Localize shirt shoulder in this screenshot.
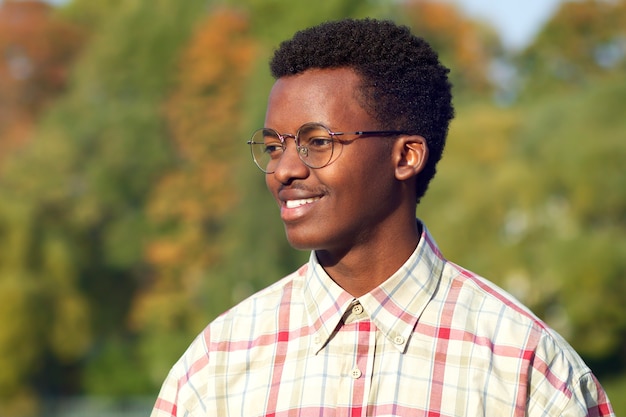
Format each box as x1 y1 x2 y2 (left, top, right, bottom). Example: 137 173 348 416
154 264 308 416
439 260 581 356
212 263 307 330
182 261 307 362
435 261 614 416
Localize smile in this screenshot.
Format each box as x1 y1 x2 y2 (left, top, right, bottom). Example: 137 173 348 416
285 197 321 209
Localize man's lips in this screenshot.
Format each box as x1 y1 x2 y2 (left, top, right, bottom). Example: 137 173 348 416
278 187 324 207
284 197 321 209
277 189 324 221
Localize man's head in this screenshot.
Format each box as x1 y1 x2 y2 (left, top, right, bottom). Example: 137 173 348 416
270 18 454 202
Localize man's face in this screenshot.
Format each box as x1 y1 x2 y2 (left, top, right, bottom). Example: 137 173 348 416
264 68 405 254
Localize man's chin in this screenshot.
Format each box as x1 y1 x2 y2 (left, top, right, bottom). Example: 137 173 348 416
284 230 321 252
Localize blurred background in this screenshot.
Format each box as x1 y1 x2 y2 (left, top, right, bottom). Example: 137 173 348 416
0 0 624 415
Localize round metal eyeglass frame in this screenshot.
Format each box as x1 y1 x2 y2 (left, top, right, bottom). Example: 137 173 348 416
247 122 410 174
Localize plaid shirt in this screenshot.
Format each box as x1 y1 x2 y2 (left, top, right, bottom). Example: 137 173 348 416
151 224 614 417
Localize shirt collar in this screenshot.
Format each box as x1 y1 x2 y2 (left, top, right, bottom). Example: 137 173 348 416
302 222 446 353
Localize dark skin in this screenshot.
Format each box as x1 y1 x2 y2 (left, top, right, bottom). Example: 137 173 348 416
264 68 429 297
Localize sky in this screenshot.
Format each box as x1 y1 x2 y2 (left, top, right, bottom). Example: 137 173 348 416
451 0 567 50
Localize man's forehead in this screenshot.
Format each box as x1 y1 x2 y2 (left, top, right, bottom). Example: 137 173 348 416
265 70 372 132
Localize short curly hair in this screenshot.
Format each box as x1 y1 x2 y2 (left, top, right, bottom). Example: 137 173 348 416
270 18 454 203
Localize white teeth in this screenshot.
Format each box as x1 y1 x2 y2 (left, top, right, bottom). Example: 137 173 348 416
285 197 320 209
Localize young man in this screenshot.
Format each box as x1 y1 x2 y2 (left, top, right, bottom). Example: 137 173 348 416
151 19 614 416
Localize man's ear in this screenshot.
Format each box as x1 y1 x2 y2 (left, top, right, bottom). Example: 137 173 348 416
393 135 429 181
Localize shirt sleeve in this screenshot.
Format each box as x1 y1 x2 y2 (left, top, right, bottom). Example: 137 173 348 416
150 367 182 417
523 326 615 417
560 372 615 417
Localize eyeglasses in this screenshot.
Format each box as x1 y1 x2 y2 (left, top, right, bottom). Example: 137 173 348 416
247 122 409 173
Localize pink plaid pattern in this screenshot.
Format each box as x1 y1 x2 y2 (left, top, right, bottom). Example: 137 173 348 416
151 225 614 417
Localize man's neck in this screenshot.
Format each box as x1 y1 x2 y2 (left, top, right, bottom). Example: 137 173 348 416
315 221 421 297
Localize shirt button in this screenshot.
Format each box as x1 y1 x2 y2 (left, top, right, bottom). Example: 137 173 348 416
350 368 362 379
352 303 364 315
313 335 321 344
393 335 405 345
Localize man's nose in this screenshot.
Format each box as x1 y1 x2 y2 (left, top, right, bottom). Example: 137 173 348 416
271 138 309 183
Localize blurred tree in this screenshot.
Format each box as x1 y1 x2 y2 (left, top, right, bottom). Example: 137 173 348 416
513 77 626 365
400 0 501 96
0 0 84 167
222 0 385 44
517 0 626 98
60 0 124 29
419 75 626 375
131 7 259 384
0 0 209 411
504 0 626 369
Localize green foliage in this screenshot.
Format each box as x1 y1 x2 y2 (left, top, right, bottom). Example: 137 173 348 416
221 0 384 44
0 0 209 410
603 373 626 417
83 337 154 396
130 9 262 384
516 0 626 99
398 1 501 95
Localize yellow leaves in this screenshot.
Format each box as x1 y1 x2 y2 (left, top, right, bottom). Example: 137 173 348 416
146 240 183 268
49 293 92 362
150 7 257 227
149 163 238 222
445 103 522 166
0 269 87 415
37 233 92 362
0 277 42 391
181 9 255 91
166 9 257 158
0 201 92 414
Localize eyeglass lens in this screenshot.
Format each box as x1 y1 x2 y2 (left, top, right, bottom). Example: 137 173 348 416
249 123 335 172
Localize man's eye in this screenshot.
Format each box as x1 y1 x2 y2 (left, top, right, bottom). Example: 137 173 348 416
264 143 284 155
307 137 334 149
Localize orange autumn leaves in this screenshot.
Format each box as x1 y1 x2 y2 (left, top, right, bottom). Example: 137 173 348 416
0 0 84 166
404 0 497 92
135 10 257 330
